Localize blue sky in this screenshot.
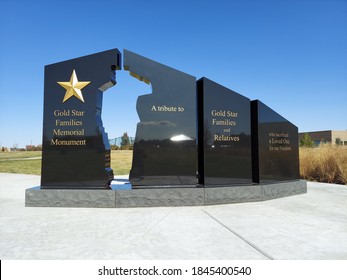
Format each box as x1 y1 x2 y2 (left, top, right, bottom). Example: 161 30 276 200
0 0 346 148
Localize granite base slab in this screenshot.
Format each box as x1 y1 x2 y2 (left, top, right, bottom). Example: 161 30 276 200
25 187 116 208
25 180 307 208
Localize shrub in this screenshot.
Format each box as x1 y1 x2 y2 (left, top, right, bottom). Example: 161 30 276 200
300 133 314 147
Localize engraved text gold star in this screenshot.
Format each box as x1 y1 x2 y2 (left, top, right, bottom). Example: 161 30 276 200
57 69 91 103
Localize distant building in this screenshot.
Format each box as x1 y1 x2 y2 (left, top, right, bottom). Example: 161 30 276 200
26 144 42 151
109 136 135 147
299 130 347 146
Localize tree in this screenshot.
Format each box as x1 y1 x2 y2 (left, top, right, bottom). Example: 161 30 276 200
335 137 342 145
120 132 130 147
300 133 314 147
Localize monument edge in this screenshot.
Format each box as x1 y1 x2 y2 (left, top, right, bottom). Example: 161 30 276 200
25 181 307 208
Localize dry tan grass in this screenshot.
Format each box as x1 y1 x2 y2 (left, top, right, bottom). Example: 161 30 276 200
300 145 347 185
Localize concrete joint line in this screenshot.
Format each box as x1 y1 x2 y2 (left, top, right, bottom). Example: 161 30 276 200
201 209 274 260
119 210 173 255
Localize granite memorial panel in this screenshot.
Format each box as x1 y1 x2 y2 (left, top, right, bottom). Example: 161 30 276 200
124 50 197 187
41 49 121 189
251 100 300 183
197 78 252 186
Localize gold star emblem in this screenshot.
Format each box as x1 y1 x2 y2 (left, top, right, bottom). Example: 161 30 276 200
57 69 91 103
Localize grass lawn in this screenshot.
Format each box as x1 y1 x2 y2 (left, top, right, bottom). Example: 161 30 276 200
0 158 42 175
0 151 42 160
111 150 133 175
0 150 133 176
0 151 42 175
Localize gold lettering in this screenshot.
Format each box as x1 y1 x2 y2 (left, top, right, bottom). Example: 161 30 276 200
150 105 185 112
54 109 70 116
214 134 240 141
268 131 291 151
51 139 86 146
158 105 177 112
211 110 239 117
71 110 85 116
226 111 238 117
212 119 236 126
55 119 83 126
53 129 85 136
211 110 225 117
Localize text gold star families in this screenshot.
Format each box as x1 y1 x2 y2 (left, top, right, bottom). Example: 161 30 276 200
57 69 91 103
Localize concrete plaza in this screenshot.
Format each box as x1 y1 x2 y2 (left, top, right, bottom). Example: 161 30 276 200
0 173 346 260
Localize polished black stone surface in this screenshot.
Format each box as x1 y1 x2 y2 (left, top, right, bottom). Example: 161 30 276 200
41 49 121 189
197 78 252 186
251 100 300 183
124 50 197 186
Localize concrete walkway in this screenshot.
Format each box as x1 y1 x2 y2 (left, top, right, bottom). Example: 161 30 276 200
0 173 346 260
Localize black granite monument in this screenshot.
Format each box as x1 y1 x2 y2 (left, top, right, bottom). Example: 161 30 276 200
41 49 121 189
251 100 300 183
123 50 197 187
197 78 252 186
26 48 306 208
